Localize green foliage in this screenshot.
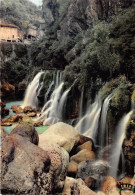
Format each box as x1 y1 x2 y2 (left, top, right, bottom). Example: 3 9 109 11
0 0 43 31
110 7 135 82
1 43 12 57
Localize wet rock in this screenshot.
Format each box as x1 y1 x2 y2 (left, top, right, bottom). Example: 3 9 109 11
63 176 97 195
67 160 78 176
77 141 93 152
100 145 111 161
102 176 119 195
2 115 23 123
40 143 69 193
24 106 37 113
26 112 37 117
71 149 96 163
1 80 15 99
77 160 110 189
1 122 12 126
11 105 23 113
39 122 80 153
34 121 43 127
0 100 9 117
11 122 39 145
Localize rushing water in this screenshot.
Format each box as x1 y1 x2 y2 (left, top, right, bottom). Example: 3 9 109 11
100 92 114 147
22 71 44 108
75 92 102 140
109 110 133 178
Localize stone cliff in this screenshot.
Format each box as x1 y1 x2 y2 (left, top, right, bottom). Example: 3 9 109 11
42 0 134 39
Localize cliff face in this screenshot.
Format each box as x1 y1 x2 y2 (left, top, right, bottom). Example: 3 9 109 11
42 0 134 39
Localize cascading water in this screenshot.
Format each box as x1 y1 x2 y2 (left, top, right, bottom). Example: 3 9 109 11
44 81 54 103
58 87 71 120
41 82 64 124
100 91 115 147
76 92 102 140
79 87 84 119
109 110 133 178
22 71 44 108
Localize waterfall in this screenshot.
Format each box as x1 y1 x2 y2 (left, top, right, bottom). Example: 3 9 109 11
22 71 44 108
44 81 54 102
109 110 133 178
42 82 64 125
100 92 114 147
58 87 71 120
79 87 84 119
76 92 102 139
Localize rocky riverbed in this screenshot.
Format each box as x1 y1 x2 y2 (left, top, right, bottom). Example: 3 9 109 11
1 102 135 194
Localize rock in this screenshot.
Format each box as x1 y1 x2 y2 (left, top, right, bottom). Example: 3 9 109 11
0 100 9 117
100 145 111 161
77 160 110 189
102 176 119 195
71 149 96 163
1 124 69 194
1 133 51 194
0 80 15 98
42 0 133 41
1 121 12 126
39 143 69 193
119 176 133 184
84 177 97 190
3 115 23 123
1 127 7 137
39 122 80 152
11 105 23 113
34 120 43 127
63 176 97 195
67 160 78 176
123 118 135 175
77 141 93 152
24 106 36 113
79 134 94 145
26 112 37 117
11 122 39 145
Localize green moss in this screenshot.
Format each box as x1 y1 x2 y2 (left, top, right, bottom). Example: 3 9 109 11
126 110 135 138
111 83 130 114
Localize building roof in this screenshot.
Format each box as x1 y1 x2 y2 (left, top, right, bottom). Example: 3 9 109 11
0 21 18 28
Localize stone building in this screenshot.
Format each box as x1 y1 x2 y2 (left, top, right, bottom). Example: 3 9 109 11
0 21 23 42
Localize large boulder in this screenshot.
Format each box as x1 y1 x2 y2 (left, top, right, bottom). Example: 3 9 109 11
1 134 51 194
1 123 69 194
40 143 69 193
39 122 80 152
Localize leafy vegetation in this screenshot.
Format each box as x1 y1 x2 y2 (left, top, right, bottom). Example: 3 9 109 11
0 0 43 30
